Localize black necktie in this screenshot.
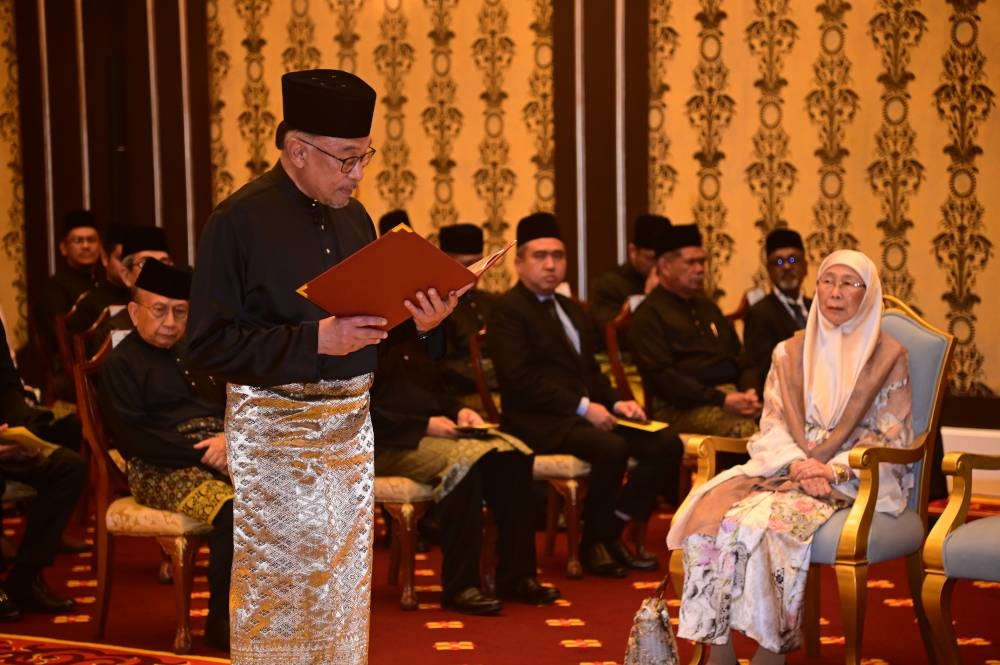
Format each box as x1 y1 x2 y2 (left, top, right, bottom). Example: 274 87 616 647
543 298 576 353
792 303 807 329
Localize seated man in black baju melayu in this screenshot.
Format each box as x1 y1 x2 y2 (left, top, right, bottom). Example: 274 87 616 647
372 321 560 615
98 259 232 650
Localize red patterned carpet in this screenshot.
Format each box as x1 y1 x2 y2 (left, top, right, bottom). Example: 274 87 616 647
2 508 999 664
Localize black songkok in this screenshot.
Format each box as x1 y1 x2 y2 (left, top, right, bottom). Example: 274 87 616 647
656 223 702 255
516 212 561 247
439 224 484 255
633 214 672 250
134 258 191 301
281 69 376 139
765 228 805 256
379 209 411 236
63 210 97 236
121 226 169 260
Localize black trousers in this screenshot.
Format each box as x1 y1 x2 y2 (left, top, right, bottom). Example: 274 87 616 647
1 446 85 581
436 451 537 600
207 500 234 621
555 422 682 544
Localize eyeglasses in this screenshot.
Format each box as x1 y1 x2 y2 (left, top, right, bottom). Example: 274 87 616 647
770 255 803 268
297 138 376 174
66 235 99 245
136 301 189 321
124 255 174 270
817 276 866 291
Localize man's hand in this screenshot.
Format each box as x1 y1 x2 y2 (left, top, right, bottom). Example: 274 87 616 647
194 434 228 476
406 284 475 335
584 402 617 431
456 408 485 427
0 424 39 462
318 315 388 356
722 390 762 417
613 400 646 422
426 416 459 438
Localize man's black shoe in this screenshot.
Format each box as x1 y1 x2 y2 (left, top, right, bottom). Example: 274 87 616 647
606 539 659 571
581 542 627 578
442 587 503 615
0 589 22 621
6 576 76 613
498 577 561 605
204 614 231 651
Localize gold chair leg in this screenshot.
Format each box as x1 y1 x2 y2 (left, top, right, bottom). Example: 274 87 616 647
802 565 821 656
921 571 958 665
834 561 868 665
907 551 936 662
157 535 201 654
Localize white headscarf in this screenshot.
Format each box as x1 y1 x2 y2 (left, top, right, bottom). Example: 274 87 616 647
802 249 883 430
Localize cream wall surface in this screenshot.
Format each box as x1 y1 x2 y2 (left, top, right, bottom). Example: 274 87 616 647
648 0 998 396
205 0 994 396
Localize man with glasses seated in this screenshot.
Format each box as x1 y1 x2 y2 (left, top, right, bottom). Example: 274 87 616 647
744 228 811 397
628 224 761 438
99 258 232 650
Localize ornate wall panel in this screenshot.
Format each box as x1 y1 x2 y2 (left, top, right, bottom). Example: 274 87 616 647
932 0 995 395
373 1 415 211
208 0 234 205
522 0 554 214
648 0 679 214
0 0 25 343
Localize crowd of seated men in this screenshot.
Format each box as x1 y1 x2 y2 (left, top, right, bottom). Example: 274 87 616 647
1 205 811 644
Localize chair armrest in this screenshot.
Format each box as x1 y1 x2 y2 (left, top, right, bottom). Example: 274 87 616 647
924 451 1000 571
837 435 927 561
684 434 749 491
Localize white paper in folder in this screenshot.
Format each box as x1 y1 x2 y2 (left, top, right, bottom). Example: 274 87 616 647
940 426 1000 496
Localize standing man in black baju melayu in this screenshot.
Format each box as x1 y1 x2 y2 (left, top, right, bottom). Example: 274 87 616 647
186 69 462 665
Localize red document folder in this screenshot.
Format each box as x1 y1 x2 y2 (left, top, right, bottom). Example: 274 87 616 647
297 224 512 330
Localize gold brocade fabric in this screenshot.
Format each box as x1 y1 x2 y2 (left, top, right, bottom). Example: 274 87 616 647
127 458 233 525
226 375 375 665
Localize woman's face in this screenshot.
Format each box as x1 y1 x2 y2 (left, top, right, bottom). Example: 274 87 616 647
817 264 866 327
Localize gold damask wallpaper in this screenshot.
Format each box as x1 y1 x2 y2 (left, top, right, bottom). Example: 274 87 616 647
648 0 998 395
0 0 25 347
207 0 555 292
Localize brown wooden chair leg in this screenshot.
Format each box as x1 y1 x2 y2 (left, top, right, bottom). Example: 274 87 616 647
157 535 202 654
93 526 113 641
549 478 587 579
803 565 821 656
382 501 429 610
480 505 498 596
543 484 559 556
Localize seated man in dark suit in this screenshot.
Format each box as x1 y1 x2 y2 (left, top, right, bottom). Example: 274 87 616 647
372 323 559 615
743 228 811 396
589 213 671 331
628 224 761 438
488 213 682 578
0 325 85 619
98 259 232 650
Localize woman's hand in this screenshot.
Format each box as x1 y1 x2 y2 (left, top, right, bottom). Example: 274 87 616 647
790 458 835 482
800 476 833 498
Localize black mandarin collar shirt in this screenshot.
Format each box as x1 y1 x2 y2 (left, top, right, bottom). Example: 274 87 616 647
186 163 378 387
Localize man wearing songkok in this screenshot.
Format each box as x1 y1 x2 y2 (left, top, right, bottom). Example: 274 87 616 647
488 212 682 578
436 223 500 402
629 223 761 438
590 213 672 330
99 258 232 650
186 69 463 664
69 225 172 340
744 228 811 396
378 208 410 235
371 322 559 615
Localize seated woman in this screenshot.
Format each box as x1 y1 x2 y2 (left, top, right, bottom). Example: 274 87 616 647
666 249 913 664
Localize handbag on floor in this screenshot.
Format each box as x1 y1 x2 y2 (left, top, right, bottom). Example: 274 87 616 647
623 574 679 665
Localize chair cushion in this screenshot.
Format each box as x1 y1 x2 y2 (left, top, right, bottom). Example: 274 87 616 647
105 496 213 537
811 508 923 565
374 476 434 503
943 515 1000 581
533 454 591 479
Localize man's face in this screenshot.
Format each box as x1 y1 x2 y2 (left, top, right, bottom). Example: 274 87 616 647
515 238 567 296
127 289 188 349
766 247 807 297
121 251 173 288
103 244 125 286
627 243 657 277
59 227 101 269
658 246 706 298
289 134 373 208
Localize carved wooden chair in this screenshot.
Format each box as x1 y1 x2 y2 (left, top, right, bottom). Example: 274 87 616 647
373 475 434 610
73 343 212 653
668 295 954 665
922 450 1000 664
